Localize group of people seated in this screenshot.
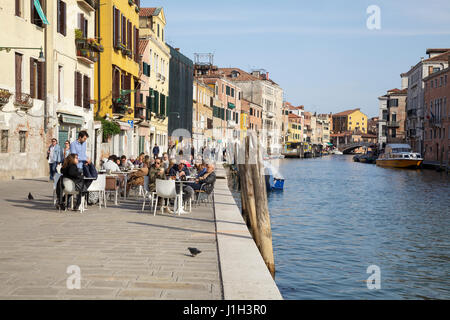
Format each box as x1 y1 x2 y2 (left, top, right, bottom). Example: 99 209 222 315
55 150 217 211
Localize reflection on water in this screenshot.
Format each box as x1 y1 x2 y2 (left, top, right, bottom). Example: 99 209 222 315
267 155 450 300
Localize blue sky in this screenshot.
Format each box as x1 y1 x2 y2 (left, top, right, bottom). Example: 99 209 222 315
141 0 450 117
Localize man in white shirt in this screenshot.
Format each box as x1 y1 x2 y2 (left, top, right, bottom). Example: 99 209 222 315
102 155 120 172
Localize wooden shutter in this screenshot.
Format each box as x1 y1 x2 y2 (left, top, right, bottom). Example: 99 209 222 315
127 20 132 50
122 15 126 45
15 53 22 95
37 61 44 100
83 75 90 108
30 58 36 98
30 0 34 23
135 27 139 62
74 72 82 106
79 13 86 37
57 1 60 33
62 1 66 36
113 7 116 48
15 0 20 16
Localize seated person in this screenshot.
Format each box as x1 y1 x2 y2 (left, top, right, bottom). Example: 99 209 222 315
56 154 90 210
169 161 194 204
195 163 207 178
134 153 145 168
119 155 134 170
126 159 150 197
148 158 166 193
103 155 121 172
192 163 216 193
83 161 98 178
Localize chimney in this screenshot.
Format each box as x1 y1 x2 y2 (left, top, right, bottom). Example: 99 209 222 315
175 48 180 52
266 72 269 80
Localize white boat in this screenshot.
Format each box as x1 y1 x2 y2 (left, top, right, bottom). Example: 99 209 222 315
331 150 343 155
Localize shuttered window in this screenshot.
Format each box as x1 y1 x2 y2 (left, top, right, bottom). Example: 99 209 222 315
30 58 37 98
83 75 90 109
160 94 165 115
112 68 120 99
122 15 126 46
30 0 46 27
74 71 82 106
153 91 159 113
15 53 23 97
79 13 87 38
146 95 151 121
37 60 44 100
15 0 21 17
113 7 119 48
127 20 132 50
57 1 66 36
134 27 139 62
19 131 26 153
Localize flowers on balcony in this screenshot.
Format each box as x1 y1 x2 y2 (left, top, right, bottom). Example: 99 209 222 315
0 88 13 107
14 92 33 109
75 30 102 63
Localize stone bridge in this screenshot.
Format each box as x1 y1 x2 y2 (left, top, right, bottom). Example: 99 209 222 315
338 142 377 154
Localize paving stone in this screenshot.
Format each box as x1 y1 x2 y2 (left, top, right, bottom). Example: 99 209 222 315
0 178 222 300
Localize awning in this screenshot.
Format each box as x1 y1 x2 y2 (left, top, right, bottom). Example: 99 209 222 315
34 0 50 25
60 113 83 125
228 102 235 109
327 142 333 146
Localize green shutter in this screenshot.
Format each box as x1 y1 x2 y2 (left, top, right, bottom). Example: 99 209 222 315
154 91 159 114
165 96 169 116
160 93 165 115
146 96 151 120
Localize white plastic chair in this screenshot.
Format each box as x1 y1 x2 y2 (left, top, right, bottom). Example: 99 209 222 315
141 176 156 212
87 175 106 209
53 173 62 205
153 179 179 216
62 178 85 213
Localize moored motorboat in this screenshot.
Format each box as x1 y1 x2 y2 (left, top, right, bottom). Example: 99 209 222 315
376 144 423 169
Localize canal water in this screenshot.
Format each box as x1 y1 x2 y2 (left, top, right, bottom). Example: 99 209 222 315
266 155 450 299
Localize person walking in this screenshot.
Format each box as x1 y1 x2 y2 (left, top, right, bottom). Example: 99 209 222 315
47 138 63 181
152 143 160 159
63 140 71 159
70 131 90 171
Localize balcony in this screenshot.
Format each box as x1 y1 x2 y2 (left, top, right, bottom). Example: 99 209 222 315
134 104 146 120
14 93 33 109
76 34 103 65
112 97 132 115
387 121 400 128
0 88 13 108
77 0 96 12
156 73 162 81
266 111 274 119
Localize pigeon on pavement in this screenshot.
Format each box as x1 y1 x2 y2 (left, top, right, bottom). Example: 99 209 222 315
188 247 202 257
28 192 34 200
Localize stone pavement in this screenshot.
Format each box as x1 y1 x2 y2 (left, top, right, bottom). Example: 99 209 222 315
0 178 222 300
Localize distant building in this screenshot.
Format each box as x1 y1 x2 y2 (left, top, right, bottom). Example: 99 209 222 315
317 113 332 147
423 59 450 163
378 88 407 148
403 48 450 154
288 113 302 143
332 108 368 134
168 46 194 142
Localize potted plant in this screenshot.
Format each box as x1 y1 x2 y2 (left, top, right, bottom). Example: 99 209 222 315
0 88 12 106
135 6 140 13
128 0 134 6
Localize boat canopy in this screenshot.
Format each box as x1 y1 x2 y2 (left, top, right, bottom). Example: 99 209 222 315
385 144 412 153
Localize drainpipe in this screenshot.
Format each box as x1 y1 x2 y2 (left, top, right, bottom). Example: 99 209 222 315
96 3 101 119
43 0 48 133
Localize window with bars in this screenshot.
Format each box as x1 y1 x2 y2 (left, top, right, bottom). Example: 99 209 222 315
1 130 8 153
19 131 26 153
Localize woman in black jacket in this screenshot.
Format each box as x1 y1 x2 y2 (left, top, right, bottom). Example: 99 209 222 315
57 154 84 210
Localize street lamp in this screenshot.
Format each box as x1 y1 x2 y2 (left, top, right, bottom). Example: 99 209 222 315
0 46 45 62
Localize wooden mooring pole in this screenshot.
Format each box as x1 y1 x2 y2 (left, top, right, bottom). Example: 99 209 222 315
238 134 275 278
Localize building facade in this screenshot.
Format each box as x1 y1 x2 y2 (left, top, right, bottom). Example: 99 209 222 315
193 78 214 153
0 0 50 180
378 88 407 148
95 0 140 158
403 49 450 155
288 113 302 142
138 7 170 157
423 63 450 163
168 46 193 146
332 108 368 134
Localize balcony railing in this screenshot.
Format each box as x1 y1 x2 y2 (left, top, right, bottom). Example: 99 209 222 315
76 36 102 64
112 97 132 115
387 121 400 127
14 92 33 109
77 0 96 12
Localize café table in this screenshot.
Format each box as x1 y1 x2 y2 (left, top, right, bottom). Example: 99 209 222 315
174 177 196 215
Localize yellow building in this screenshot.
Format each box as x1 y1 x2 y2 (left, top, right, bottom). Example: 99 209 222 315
138 7 170 155
332 108 368 133
94 0 140 156
288 114 302 142
193 79 214 152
